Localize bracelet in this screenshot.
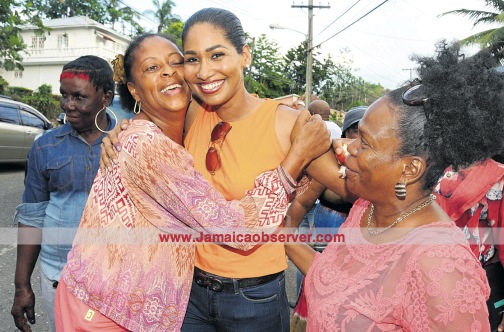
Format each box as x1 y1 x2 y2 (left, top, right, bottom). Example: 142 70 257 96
278 164 300 189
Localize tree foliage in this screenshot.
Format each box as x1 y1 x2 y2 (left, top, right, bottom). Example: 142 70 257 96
2 0 384 112
0 0 45 71
279 44 384 110
144 0 175 33
29 0 146 37
440 1 504 61
162 19 184 48
247 34 292 98
31 0 107 22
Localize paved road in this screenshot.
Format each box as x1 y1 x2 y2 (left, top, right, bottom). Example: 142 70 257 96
0 163 50 332
0 163 298 332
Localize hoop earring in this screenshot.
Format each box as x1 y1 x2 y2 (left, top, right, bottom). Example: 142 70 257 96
95 107 118 134
134 100 141 114
63 114 67 124
395 181 407 200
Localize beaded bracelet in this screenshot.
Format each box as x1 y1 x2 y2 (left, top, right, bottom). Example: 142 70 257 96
278 164 301 189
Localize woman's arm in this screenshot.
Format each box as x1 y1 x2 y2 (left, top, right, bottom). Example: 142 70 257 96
287 180 325 228
275 105 357 202
12 144 48 332
120 112 329 250
283 215 317 275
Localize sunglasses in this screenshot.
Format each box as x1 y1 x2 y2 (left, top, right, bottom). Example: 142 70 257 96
402 83 431 116
206 121 232 175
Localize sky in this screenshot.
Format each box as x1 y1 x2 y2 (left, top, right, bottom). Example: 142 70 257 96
124 0 496 90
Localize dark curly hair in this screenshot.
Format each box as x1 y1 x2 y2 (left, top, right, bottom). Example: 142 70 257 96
387 41 504 190
62 55 114 94
117 33 179 112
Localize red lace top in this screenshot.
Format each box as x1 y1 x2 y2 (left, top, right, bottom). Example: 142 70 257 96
305 199 491 332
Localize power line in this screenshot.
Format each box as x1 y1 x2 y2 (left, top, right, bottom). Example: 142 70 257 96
311 0 390 51
317 0 361 37
402 68 415 80
291 0 330 105
118 0 159 27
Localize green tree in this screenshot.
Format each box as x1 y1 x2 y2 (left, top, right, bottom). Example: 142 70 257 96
440 1 504 60
106 0 123 31
162 19 184 48
0 0 45 71
31 0 145 37
25 84 61 120
32 0 107 22
119 6 145 37
283 42 308 94
282 43 329 96
144 0 175 33
248 34 292 98
0 75 9 94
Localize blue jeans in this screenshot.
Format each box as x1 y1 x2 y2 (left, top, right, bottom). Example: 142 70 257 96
181 272 289 332
313 203 347 236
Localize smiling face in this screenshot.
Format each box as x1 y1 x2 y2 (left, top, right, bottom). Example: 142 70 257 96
127 36 190 119
344 97 405 202
60 77 107 133
183 23 250 107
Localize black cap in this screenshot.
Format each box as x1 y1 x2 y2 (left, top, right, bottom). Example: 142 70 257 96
342 106 367 133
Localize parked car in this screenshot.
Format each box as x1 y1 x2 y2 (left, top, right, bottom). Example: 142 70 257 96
109 95 133 123
0 96 53 164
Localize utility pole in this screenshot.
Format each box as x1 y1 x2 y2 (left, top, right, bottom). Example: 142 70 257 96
292 0 330 106
402 68 414 81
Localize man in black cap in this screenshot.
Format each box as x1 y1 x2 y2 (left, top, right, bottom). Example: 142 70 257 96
341 106 366 139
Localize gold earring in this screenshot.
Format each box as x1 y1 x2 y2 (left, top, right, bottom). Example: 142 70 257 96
134 100 141 114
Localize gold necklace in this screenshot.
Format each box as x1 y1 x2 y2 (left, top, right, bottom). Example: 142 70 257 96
367 194 436 236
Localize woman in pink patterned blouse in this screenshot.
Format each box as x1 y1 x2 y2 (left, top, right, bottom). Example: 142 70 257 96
285 41 504 331
53 34 330 331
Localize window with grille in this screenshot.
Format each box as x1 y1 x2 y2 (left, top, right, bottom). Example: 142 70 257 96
58 34 69 49
31 36 45 54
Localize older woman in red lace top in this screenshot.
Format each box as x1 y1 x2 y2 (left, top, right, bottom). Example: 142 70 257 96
285 41 504 331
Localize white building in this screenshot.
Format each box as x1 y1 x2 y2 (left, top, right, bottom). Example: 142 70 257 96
1 16 131 94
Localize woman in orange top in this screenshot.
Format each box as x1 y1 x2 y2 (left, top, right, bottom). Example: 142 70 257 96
180 8 349 331
104 8 350 331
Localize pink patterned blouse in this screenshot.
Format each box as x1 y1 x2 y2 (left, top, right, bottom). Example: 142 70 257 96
305 199 491 332
61 120 292 331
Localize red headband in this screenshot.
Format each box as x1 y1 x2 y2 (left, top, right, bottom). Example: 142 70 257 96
60 72 90 81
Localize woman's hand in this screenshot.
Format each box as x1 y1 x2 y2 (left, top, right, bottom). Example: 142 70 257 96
332 138 355 164
99 119 130 173
282 110 331 179
497 314 504 332
11 286 36 332
292 110 331 162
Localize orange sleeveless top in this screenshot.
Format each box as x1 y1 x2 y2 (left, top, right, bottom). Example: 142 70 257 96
184 98 288 278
